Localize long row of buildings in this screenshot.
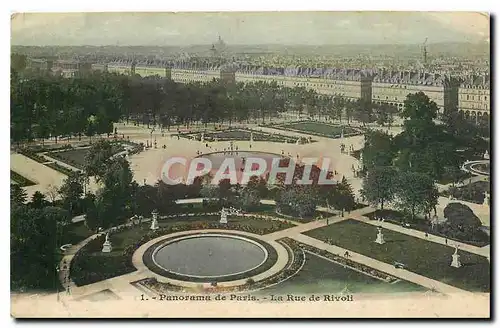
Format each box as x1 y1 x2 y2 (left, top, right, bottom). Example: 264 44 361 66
27 57 490 123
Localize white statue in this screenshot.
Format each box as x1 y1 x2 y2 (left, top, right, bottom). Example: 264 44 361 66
483 150 489 160
220 207 228 224
375 227 385 245
483 191 490 206
150 210 159 230
450 245 461 268
101 232 112 253
250 132 254 143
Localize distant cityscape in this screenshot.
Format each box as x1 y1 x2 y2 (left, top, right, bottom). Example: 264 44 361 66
15 35 490 122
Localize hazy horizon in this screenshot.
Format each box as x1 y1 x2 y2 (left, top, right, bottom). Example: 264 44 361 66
11 12 489 47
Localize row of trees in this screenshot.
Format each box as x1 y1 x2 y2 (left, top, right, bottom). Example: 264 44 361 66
12 68 402 144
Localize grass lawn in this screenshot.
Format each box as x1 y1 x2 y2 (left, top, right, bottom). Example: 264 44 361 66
304 219 490 292
258 252 425 295
61 221 94 245
279 121 361 139
10 170 37 187
47 144 124 169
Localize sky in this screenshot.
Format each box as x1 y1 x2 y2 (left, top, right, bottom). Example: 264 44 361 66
11 12 490 46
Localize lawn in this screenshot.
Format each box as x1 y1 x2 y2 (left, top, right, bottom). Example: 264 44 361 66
61 221 94 245
47 144 124 169
304 219 490 292
10 170 37 187
258 252 425 295
276 121 361 139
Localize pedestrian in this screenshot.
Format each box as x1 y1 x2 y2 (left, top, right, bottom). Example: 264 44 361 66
326 217 329 225
425 232 428 238
445 238 448 245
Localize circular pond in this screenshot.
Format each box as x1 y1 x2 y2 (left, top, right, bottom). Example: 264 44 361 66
151 234 268 278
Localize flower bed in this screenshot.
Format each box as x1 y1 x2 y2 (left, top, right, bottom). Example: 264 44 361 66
10 170 37 187
45 162 79 175
17 148 47 163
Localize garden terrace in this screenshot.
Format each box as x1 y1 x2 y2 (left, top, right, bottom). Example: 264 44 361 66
70 215 295 286
263 121 362 139
304 219 490 292
364 209 489 247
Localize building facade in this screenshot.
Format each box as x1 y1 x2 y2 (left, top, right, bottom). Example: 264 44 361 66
89 60 491 120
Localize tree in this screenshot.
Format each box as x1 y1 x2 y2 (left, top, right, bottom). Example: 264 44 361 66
362 166 398 210
238 187 261 211
99 156 134 221
328 177 356 216
395 171 438 221
277 186 318 218
59 171 84 215
443 202 482 229
11 204 62 291
11 184 27 205
46 184 60 203
84 139 115 181
30 191 47 209
42 206 71 225
246 176 269 198
84 193 101 231
442 202 483 240
362 130 395 170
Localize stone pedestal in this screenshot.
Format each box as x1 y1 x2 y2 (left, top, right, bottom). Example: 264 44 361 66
102 233 113 253
451 253 461 268
101 240 112 253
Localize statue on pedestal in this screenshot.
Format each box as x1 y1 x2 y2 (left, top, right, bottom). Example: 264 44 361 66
101 232 113 253
450 245 461 268
375 227 385 244
150 210 159 230
220 207 228 224
483 150 490 160
483 191 490 206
